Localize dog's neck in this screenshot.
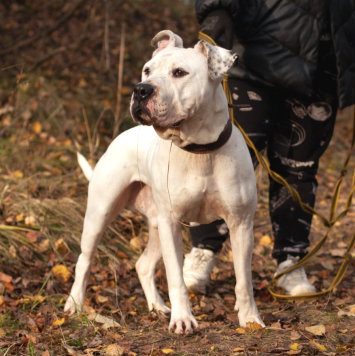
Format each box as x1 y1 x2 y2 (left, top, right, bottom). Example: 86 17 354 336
154 86 230 148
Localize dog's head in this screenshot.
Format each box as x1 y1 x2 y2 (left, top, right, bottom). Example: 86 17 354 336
130 30 238 129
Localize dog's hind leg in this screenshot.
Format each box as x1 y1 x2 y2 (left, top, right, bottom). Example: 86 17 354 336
64 152 134 314
131 184 170 315
136 220 170 315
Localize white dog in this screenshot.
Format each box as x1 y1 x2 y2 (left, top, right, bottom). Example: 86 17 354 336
64 30 264 334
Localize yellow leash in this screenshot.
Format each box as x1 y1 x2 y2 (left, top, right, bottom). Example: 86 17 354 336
199 31 355 301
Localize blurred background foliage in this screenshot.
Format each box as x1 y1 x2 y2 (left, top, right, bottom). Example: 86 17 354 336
0 0 198 138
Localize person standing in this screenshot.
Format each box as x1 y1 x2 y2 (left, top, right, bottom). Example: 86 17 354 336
183 0 355 295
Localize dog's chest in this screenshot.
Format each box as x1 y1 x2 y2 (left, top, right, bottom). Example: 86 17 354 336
155 154 229 222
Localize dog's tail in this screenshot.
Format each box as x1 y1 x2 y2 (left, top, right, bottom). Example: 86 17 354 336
77 152 94 181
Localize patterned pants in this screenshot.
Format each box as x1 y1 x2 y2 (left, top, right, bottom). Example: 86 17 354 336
190 70 338 263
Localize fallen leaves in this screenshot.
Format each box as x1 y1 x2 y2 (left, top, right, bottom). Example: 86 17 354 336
0 272 12 283
234 346 260 353
235 327 246 333
52 317 67 327
335 344 355 353
32 121 42 134
289 342 299 351
338 305 355 317
105 344 124 356
52 264 71 283
259 235 273 246
246 321 263 331
310 341 327 352
290 331 301 340
305 324 326 336
87 313 121 329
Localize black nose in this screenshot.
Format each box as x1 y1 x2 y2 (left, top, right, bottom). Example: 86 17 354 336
134 83 154 101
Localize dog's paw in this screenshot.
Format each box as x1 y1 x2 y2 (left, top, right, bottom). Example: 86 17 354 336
169 315 199 335
152 303 171 316
64 295 82 315
238 313 265 328
150 303 171 320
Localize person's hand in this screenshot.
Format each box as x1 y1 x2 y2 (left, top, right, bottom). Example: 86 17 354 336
200 9 234 50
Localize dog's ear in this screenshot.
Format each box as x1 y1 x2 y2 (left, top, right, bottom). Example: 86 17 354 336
194 40 238 80
151 30 183 57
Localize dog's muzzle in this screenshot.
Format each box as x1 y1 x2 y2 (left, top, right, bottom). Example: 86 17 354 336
131 83 156 125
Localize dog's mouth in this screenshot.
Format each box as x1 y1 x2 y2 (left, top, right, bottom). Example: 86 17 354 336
132 106 153 126
131 98 185 129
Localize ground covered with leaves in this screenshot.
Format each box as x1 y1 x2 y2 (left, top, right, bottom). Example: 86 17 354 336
1 1 355 355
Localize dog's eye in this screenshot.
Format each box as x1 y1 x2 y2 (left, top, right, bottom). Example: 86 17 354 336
143 68 150 76
172 68 188 78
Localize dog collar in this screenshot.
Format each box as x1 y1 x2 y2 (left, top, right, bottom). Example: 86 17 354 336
180 119 233 154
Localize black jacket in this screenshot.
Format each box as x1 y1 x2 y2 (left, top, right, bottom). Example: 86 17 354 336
196 0 355 109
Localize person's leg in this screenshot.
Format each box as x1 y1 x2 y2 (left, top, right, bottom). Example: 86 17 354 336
268 66 338 294
185 78 277 293
269 68 338 265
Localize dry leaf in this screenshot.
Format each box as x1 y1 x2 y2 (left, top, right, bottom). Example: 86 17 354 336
338 309 355 317
246 322 263 331
310 341 327 352
162 350 174 354
321 260 334 271
25 216 36 226
105 344 124 356
9 245 17 259
13 170 24 178
195 314 207 321
130 237 142 250
55 238 69 255
97 295 109 303
290 331 301 340
52 265 71 283
234 347 260 352
236 327 246 333
286 351 301 355
52 317 66 326
290 343 299 351
32 122 42 134
41 351 50 356
0 328 6 338
233 348 244 352
259 235 272 246
63 344 79 355
33 295 45 304
88 313 121 329
335 344 354 353
25 231 38 243
36 239 51 253
270 322 282 329
330 248 346 257
305 324 325 336
0 272 12 283
16 213 24 222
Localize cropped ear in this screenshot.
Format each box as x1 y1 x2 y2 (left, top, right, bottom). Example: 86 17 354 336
194 40 238 80
151 30 184 57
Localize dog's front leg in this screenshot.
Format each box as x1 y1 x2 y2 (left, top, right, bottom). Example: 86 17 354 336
228 219 265 328
157 216 199 334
